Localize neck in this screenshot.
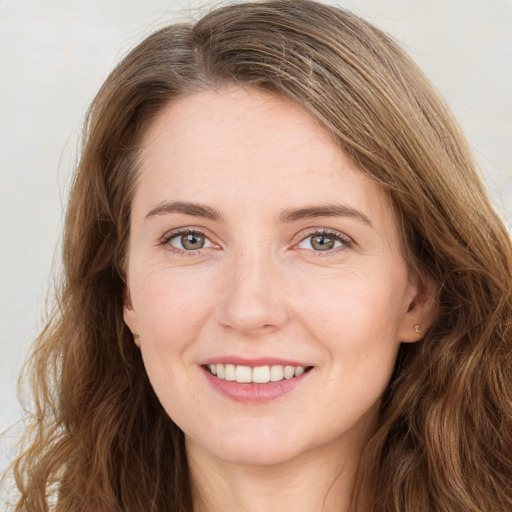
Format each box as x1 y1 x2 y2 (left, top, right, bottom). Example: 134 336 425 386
187 434 370 512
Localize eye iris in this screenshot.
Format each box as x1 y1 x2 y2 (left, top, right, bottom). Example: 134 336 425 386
181 233 205 250
311 235 335 251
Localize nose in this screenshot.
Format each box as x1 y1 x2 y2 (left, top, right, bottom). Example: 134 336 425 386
215 248 290 335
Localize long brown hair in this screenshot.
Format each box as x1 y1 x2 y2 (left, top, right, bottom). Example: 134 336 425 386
8 1 512 510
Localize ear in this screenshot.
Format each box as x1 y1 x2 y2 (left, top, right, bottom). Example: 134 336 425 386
398 274 437 343
123 287 141 348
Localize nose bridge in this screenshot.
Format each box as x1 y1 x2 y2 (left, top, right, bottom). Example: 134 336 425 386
216 242 289 333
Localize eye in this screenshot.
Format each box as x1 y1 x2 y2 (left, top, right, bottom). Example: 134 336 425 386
163 229 216 252
296 230 351 252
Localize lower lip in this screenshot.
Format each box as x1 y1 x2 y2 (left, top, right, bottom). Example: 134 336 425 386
202 367 311 403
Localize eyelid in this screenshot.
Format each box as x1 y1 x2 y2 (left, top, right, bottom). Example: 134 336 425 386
292 227 354 254
158 226 353 255
159 226 220 253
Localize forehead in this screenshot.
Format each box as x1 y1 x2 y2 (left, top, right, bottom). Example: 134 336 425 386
139 87 341 172
135 87 390 227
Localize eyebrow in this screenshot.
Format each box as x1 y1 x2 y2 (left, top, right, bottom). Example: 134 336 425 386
145 201 223 222
144 200 372 228
279 204 373 227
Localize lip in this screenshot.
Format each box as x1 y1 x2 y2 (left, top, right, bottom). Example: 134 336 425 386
200 360 313 404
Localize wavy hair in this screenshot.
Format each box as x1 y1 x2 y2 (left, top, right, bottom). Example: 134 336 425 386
8 1 512 510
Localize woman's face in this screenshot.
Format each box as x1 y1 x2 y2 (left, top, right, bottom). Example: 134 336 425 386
124 87 428 468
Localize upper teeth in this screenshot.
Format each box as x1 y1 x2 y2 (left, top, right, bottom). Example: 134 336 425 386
208 364 306 384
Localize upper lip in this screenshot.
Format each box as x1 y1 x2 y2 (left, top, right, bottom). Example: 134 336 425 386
200 356 312 367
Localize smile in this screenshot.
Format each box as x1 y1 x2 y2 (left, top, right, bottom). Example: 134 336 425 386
205 363 312 383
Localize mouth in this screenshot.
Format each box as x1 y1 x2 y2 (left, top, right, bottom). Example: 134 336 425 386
203 363 314 384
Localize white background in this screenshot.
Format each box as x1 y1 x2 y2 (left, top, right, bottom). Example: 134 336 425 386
1 0 511 481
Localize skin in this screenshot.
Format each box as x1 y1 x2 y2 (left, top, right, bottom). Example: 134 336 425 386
123 87 432 511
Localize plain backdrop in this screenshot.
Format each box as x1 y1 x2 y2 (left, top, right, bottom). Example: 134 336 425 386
1 0 511 479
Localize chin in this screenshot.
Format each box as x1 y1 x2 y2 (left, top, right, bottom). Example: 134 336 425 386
184 420 310 467
203 441 306 467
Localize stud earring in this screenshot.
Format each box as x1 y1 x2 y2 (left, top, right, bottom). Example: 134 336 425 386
413 325 421 333
133 332 140 339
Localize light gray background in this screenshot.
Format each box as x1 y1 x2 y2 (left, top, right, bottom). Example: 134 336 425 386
1 0 511 481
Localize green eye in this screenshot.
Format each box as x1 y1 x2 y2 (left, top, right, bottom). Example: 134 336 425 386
297 230 349 252
169 231 209 250
310 234 337 251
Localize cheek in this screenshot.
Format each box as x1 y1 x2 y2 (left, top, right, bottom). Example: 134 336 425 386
130 267 217 397
293 265 409 393
132 264 216 338
302 271 405 407
297 266 408 339
133 270 215 420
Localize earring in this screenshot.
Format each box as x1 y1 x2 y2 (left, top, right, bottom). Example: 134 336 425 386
133 332 140 339
413 325 421 333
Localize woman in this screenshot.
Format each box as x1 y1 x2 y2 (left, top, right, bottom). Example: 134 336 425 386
9 1 512 511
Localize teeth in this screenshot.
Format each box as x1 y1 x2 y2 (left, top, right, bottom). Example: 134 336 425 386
225 364 236 381
294 366 305 377
235 365 252 383
252 365 270 383
206 364 308 383
270 365 284 381
283 366 295 379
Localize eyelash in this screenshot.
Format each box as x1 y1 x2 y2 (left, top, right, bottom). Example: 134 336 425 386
296 228 353 256
159 228 214 255
159 227 353 256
